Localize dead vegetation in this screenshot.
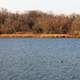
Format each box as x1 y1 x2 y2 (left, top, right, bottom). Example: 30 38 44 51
0 33 80 38
0 8 80 38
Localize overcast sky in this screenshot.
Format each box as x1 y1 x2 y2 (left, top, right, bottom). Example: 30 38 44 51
0 0 80 14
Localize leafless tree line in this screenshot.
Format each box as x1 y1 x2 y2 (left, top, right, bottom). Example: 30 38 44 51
0 8 80 34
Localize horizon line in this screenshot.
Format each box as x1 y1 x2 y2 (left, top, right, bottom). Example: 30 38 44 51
0 7 80 15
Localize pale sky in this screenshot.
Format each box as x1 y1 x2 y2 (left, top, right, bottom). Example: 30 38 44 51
0 0 80 14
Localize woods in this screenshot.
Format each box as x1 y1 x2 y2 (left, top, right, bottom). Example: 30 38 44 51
0 9 80 34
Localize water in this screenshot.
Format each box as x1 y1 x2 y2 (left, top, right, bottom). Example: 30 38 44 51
0 38 80 80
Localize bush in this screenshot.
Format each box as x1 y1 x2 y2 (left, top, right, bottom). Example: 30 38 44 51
0 8 80 34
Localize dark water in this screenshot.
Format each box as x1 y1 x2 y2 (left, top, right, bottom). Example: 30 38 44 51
0 38 80 80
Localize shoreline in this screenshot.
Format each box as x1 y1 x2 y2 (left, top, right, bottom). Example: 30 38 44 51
0 34 80 38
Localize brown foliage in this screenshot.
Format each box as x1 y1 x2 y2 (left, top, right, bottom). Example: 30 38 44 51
0 8 80 34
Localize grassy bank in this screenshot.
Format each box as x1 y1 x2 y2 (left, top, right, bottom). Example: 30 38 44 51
0 34 80 38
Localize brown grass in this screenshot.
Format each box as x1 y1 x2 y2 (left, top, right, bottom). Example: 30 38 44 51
0 33 80 38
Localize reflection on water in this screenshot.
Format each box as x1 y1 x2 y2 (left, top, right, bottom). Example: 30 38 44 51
0 38 80 80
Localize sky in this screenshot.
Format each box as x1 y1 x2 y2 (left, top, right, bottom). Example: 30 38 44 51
0 0 80 14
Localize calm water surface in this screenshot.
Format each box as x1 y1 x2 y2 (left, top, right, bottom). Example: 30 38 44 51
0 38 80 80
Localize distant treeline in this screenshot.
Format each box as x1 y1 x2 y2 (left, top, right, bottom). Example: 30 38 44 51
0 8 80 34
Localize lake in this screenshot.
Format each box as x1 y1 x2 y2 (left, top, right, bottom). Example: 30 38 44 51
0 38 80 80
